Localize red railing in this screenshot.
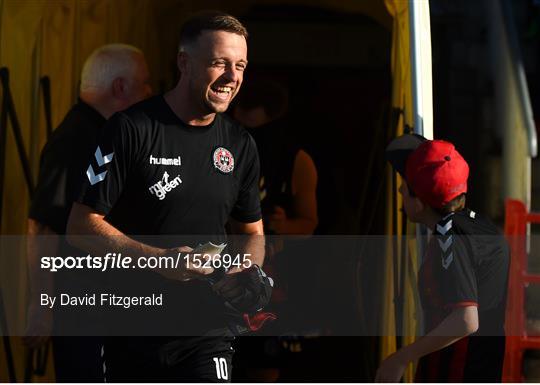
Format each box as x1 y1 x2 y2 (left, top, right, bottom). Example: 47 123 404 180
503 199 540 382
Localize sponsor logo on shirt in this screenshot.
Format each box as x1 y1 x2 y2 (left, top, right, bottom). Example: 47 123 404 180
213 147 234 174
149 155 182 166
148 171 182 200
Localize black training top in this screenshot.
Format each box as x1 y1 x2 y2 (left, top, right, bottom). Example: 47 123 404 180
416 208 510 382
76 95 262 335
78 95 261 243
29 101 106 234
29 102 107 325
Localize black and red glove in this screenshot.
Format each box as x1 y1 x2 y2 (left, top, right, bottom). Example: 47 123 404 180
212 264 274 314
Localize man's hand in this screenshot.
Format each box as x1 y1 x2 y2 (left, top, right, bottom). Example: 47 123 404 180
23 301 53 349
212 271 244 298
375 352 408 383
157 246 216 281
212 265 273 313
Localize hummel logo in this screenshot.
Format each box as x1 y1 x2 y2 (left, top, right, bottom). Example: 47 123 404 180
148 171 182 200
87 146 114 185
442 252 454 269
438 235 453 252
436 220 453 235
95 146 114 166
149 155 181 166
87 165 107 185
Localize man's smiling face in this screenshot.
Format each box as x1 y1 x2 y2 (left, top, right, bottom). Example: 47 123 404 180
184 30 248 114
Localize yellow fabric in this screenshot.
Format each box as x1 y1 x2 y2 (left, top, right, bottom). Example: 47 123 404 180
401 222 420 381
385 0 413 128
381 0 419 382
381 165 398 360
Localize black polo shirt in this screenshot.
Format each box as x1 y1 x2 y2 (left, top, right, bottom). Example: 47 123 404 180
416 208 510 382
29 101 105 233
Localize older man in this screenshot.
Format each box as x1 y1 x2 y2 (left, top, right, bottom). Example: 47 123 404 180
26 43 151 381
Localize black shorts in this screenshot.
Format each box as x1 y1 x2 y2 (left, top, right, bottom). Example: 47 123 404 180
104 336 235 382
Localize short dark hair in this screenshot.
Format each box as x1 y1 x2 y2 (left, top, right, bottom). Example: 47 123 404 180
435 193 466 216
179 11 248 52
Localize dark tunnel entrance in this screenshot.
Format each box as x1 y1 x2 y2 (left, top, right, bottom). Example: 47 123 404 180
236 4 392 236
228 5 392 381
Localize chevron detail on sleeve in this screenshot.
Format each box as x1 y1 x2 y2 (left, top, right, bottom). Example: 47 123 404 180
435 215 455 270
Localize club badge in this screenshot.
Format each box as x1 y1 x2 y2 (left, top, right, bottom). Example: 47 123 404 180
213 147 234 173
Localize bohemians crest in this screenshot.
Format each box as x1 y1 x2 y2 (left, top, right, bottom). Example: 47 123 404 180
213 147 234 173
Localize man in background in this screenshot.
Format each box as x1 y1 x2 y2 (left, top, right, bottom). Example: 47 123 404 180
233 79 318 238
25 43 151 381
232 79 318 381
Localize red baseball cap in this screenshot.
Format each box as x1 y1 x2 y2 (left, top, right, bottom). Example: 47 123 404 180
385 134 469 209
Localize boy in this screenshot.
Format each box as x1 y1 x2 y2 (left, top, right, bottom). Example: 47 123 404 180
376 134 509 382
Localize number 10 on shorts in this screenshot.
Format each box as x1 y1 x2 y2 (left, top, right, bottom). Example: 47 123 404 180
213 357 229 380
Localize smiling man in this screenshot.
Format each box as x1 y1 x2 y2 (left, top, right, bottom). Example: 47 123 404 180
67 12 267 382
167 14 248 124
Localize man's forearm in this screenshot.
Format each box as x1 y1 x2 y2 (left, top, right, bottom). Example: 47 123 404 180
67 203 225 281
66 202 166 265
228 219 265 267
396 335 464 365
242 234 265 266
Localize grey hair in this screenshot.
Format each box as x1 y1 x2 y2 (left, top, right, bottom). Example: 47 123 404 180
80 44 143 92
